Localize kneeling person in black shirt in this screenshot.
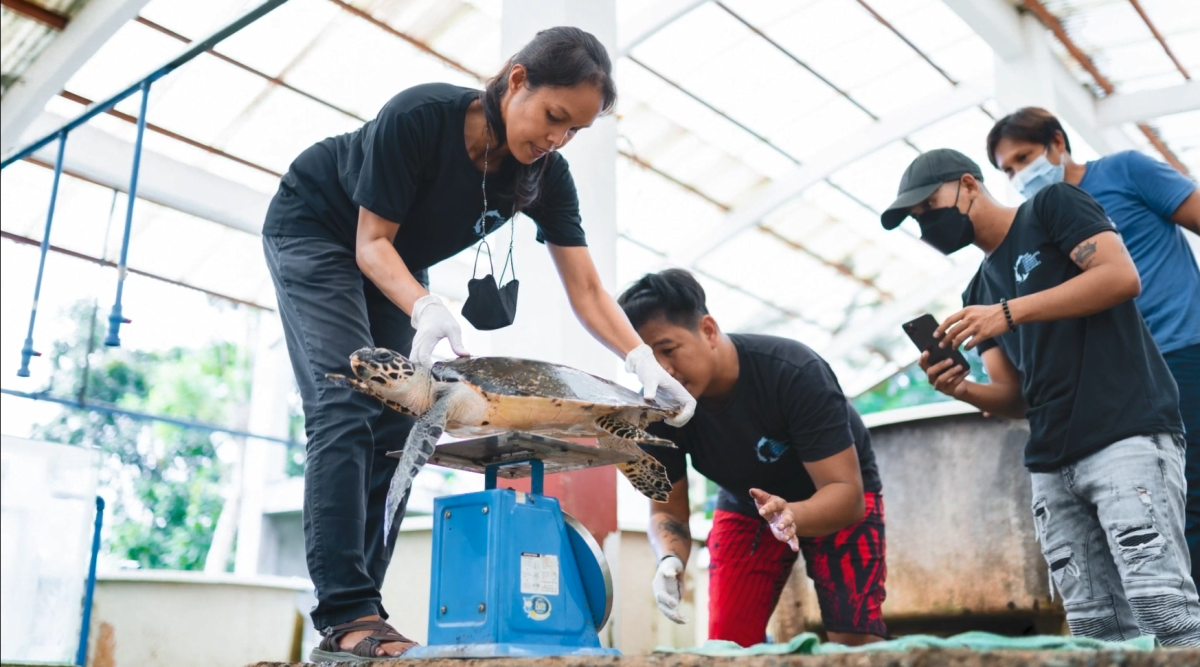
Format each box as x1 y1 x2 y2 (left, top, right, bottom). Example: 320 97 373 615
617 269 886 647
881 149 1198 645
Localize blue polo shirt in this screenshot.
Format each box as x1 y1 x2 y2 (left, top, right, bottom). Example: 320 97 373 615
1078 150 1200 354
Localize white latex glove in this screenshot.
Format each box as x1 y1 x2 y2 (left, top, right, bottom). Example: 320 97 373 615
410 294 470 367
652 555 687 624
750 488 800 552
625 344 696 427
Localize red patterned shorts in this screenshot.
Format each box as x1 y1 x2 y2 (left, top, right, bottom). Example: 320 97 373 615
706 492 887 646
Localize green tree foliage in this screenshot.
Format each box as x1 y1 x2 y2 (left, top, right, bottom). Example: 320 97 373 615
30 301 251 570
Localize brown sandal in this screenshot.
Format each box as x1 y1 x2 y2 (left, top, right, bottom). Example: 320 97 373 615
309 619 417 663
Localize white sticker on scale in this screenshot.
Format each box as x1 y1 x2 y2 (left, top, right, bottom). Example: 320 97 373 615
520 552 559 596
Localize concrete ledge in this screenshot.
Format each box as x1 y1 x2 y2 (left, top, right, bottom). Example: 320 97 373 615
861 402 981 429
248 648 1200 667
98 569 312 591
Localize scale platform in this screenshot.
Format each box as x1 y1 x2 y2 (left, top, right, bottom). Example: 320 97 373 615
396 432 624 659
399 431 638 480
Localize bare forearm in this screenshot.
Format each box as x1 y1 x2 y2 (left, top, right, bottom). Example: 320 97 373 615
568 283 643 357
356 239 429 314
788 481 864 537
1008 264 1139 326
958 380 1027 418
1169 191 1200 235
649 511 692 565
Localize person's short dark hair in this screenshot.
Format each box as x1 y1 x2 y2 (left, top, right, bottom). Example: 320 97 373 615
617 269 709 331
986 107 1073 168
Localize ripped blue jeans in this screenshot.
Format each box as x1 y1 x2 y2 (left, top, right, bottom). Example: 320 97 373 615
1031 433 1200 646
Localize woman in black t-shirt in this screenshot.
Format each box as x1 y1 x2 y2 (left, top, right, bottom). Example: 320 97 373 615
617 269 887 648
261 28 695 661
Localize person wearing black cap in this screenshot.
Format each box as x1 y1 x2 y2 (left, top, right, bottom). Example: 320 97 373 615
881 149 1199 645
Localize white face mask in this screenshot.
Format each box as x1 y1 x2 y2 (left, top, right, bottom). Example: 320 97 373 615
1011 151 1065 199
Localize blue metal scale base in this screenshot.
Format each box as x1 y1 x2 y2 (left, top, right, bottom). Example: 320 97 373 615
401 433 630 659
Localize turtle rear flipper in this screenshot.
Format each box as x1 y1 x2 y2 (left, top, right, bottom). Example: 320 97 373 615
616 457 672 503
602 437 672 502
383 392 450 543
595 414 677 448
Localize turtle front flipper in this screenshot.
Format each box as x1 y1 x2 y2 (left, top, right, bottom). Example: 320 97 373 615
594 414 676 448
598 436 673 502
383 392 451 544
325 373 419 417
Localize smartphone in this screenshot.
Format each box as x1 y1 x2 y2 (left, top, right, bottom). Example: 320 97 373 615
902 314 970 373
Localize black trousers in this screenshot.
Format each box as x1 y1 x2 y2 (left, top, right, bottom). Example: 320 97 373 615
263 234 426 631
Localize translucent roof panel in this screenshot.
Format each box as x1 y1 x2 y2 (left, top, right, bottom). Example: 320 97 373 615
1031 0 1194 179
0 162 274 309
1156 110 1200 175
6 0 1196 402
1042 0 1190 94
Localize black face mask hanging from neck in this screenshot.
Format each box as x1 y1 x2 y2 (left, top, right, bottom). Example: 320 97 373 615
916 182 976 255
462 236 519 330
461 126 519 330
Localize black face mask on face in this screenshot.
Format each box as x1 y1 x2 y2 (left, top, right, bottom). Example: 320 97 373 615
916 183 975 255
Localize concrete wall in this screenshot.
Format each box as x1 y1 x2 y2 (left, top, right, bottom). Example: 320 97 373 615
781 406 1060 634
84 571 309 667
872 411 1051 620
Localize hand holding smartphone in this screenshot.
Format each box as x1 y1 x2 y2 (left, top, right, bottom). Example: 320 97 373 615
902 314 971 372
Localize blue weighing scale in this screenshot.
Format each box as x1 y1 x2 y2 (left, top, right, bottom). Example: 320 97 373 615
393 432 636 658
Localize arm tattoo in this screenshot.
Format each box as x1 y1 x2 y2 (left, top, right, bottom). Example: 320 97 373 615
1073 241 1098 269
656 517 691 547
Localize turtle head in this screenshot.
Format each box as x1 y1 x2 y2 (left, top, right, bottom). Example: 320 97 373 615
348 347 435 413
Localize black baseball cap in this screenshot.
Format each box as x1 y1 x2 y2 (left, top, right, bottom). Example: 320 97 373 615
881 148 984 230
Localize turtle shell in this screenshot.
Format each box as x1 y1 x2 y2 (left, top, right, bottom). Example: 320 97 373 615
432 357 677 412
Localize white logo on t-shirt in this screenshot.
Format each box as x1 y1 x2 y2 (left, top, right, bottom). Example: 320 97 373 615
1014 251 1042 284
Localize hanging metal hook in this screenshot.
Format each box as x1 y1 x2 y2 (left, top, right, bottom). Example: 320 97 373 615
103 80 152 347
17 131 68 377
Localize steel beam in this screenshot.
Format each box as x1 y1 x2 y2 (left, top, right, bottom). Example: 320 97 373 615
671 84 988 267
1096 82 1200 127
20 111 271 235
1 230 274 310
0 0 152 156
617 0 709 57
2 0 289 168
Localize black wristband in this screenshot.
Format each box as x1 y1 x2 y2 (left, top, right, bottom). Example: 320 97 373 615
1000 298 1016 332
659 554 682 564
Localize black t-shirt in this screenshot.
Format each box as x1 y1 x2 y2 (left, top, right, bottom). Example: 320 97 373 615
644 334 881 518
963 182 1182 472
261 83 587 271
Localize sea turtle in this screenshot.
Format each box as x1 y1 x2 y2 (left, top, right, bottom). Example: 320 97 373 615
327 347 681 541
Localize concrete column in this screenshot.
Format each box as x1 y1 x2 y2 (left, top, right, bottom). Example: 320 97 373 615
992 15 1058 113
991 14 1135 156
493 0 625 593
492 0 621 382
234 314 291 575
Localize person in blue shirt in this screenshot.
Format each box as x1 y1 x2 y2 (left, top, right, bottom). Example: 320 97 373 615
987 107 1200 584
